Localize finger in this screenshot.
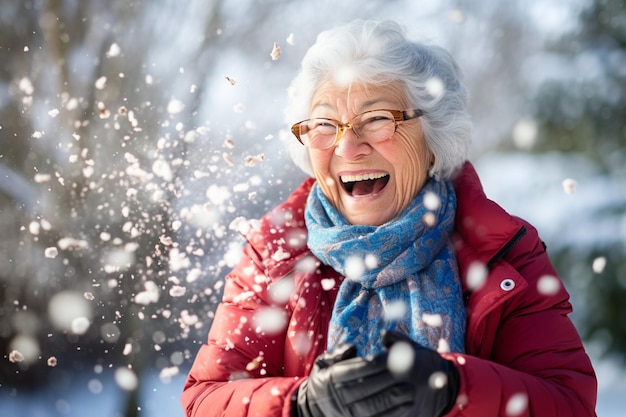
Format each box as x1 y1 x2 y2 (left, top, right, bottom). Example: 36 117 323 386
317 344 357 368
330 354 389 384
382 330 415 349
336 369 412 404
330 344 358 362
347 384 416 417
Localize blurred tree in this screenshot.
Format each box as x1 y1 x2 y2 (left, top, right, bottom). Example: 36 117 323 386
0 2 228 415
530 0 626 362
0 2 318 415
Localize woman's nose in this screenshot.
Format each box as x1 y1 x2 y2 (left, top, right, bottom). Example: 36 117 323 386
334 127 371 160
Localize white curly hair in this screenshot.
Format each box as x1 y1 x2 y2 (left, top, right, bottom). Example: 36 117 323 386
284 19 472 180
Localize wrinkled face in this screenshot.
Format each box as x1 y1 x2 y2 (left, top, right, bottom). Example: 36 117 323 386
308 81 432 226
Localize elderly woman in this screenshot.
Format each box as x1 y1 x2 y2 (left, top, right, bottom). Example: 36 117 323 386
182 20 597 417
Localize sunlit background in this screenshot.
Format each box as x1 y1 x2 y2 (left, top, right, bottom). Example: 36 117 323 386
1 0 625 416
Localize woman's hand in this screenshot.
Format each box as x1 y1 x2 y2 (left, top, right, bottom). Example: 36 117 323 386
382 330 460 417
292 343 415 417
292 332 460 417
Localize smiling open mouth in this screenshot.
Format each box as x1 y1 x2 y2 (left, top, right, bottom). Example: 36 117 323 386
340 172 390 196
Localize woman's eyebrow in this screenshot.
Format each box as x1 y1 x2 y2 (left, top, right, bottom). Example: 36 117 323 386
309 102 335 115
356 97 397 111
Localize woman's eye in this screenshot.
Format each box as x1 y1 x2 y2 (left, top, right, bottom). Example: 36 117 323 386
311 121 337 133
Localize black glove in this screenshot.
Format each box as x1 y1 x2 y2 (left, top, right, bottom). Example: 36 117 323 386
293 343 416 417
382 330 460 417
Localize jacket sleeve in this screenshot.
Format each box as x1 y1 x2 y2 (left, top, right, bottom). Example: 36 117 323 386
445 222 597 417
181 246 302 417
444 302 597 416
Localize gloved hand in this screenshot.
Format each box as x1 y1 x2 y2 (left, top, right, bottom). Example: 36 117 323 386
382 330 460 417
292 343 416 417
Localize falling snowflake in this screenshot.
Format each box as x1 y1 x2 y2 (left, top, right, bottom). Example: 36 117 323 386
66 97 78 110
512 118 538 150
562 178 577 194
134 281 160 305
28 221 40 235
384 300 407 322
9 335 40 364
179 310 199 328
169 248 190 271
8 350 24 363
153 159 173 181
97 101 110 118
424 192 441 210
233 182 249 193
115 367 138 391
244 153 265 167
422 212 436 226
253 307 287 334
34 173 51 183
186 268 202 283
167 98 185 114
422 313 443 327
466 261 487 290
223 152 234 167
425 76 445 102
245 355 263 371
270 42 281 60
428 371 449 389
537 275 560 295
106 42 121 57
345 256 366 281
169 285 186 297
44 247 59 258
437 338 451 354
321 278 335 291
58 237 88 250
19 77 34 95
592 256 607 274
71 316 91 335
159 366 180 383
268 277 294 305
48 291 93 332
505 393 528 416
387 341 414 376
159 235 174 246
95 76 107 90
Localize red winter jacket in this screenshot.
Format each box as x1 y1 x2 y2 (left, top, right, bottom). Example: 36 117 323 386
181 161 597 417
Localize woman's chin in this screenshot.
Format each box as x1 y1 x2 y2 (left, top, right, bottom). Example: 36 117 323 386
339 196 395 226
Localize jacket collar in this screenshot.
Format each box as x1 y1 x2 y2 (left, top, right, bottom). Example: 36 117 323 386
453 161 525 268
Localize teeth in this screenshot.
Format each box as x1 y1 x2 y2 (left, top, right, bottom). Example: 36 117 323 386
340 172 387 183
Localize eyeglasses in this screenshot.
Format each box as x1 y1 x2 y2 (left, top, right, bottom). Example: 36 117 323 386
290 108 424 150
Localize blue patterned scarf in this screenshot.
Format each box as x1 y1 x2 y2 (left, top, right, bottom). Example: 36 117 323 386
305 178 466 357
